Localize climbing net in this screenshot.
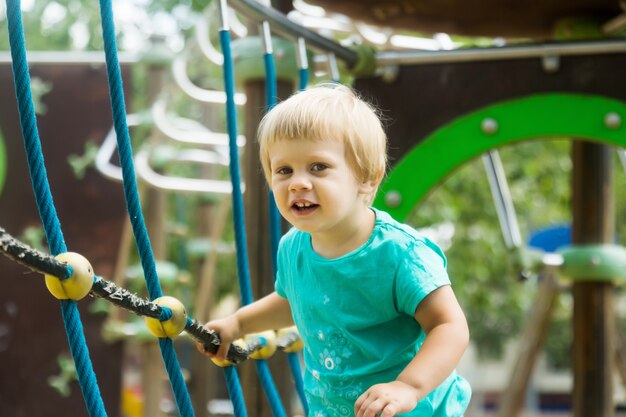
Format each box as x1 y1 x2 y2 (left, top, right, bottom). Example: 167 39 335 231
2 0 320 416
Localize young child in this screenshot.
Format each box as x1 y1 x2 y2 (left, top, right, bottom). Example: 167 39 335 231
196 84 471 417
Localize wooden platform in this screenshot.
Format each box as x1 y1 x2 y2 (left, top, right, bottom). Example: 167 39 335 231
308 0 622 38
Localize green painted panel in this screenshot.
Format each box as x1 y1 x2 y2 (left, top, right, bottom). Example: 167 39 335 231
374 93 626 221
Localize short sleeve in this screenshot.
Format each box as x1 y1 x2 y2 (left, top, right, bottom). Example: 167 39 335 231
395 239 451 316
274 230 294 299
275 268 287 298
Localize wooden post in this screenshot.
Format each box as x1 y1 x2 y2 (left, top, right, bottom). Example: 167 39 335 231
240 1 297 414
571 141 615 417
496 273 560 417
141 59 169 417
191 197 232 417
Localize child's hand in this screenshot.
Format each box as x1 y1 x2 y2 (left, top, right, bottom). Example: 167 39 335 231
194 315 241 361
354 380 421 417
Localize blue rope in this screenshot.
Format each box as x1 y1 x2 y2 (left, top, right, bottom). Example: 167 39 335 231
98 0 195 415
287 352 308 416
159 338 195 416
218 27 250 417
225 367 248 417
255 51 289 417
7 1 107 416
264 53 282 277
98 0 161 302
6 0 65 256
221 28 287 417
263 49 310 416
220 29 254 307
298 68 309 92
61 301 108 417
255 361 287 417
289 64 310 414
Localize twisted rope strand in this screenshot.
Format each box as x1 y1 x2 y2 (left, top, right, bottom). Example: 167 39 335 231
6 1 107 415
218 26 252 417
98 0 196 413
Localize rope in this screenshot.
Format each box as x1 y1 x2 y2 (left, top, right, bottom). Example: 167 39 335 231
225 367 248 417
98 0 161 302
263 41 309 416
6 0 65 256
256 49 288 417
6 1 107 415
0 225 258 365
221 20 288 417
292 65 309 414
219 26 252 417
98 0 195 414
220 28 254 307
264 52 282 276
298 68 309 91
287 352 308 415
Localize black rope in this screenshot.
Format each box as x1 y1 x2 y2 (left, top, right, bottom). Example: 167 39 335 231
91 278 162 319
0 227 70 278
276 330 301 351
0 226 298 365
185 318 250 364
0 227 219 346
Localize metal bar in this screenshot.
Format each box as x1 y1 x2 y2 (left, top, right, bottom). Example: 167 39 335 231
296 37 308 70
482 151 522 249
376 39 626 66
227 0 358 67
0 51 139 65
327 52 340 81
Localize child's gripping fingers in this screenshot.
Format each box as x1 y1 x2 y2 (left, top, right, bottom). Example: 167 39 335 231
195 339 215 358
380 403 401 417
355 389 383 417
355 382 419 417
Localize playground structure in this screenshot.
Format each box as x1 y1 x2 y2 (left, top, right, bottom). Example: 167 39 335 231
3 0 626 417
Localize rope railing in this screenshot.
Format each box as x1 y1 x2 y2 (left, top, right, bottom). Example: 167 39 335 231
7 0 108 414
0 226 303 365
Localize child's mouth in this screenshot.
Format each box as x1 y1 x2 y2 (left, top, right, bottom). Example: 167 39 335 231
292 202 319 214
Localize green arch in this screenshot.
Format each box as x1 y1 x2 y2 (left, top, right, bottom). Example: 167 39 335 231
374 93 626 221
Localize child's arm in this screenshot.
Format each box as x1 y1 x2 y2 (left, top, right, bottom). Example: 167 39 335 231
354 285 469 417
195 292 294 361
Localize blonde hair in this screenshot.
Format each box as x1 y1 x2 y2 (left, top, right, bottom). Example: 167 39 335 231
258 84 387 199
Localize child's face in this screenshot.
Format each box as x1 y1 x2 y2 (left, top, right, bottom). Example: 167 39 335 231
268 138 375 240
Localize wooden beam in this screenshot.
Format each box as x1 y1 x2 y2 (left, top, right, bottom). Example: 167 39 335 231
496 273 561 417
241 78 295 417
571 141 615 417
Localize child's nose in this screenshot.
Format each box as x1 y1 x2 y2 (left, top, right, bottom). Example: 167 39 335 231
288 173 312 191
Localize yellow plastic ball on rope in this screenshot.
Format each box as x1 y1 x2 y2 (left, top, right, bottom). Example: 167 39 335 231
247 330 277 360
211 339 247 367
144 296 188 338
45 252 94 301
277 326 304 353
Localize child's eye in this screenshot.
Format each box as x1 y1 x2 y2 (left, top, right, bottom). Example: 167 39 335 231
311 163 328 172
275 167 292 175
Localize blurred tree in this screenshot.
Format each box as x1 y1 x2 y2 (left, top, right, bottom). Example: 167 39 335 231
409 139 626 365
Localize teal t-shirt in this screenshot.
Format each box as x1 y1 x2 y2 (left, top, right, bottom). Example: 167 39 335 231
275 208 471 417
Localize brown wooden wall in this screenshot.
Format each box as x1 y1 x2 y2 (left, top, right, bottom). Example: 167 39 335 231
0 62 130 417
354 51 626 168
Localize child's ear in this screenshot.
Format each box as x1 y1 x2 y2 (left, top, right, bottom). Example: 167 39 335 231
358 177 379 195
